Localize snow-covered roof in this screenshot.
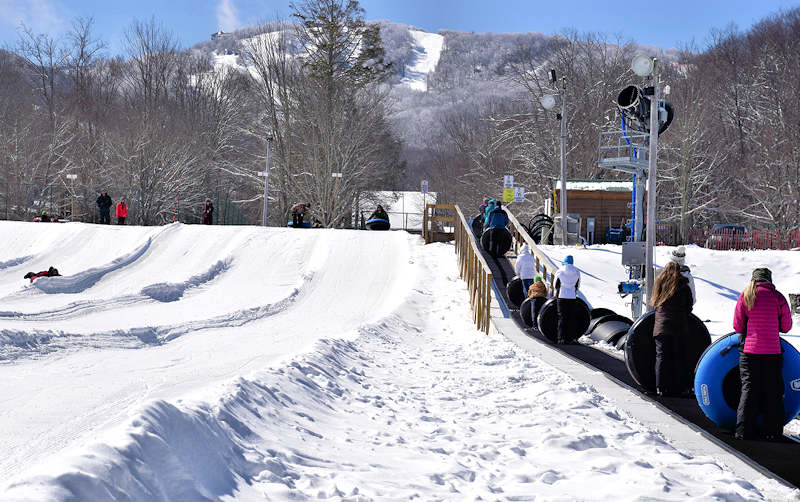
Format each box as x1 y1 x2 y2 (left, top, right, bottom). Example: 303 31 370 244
554 179 632 192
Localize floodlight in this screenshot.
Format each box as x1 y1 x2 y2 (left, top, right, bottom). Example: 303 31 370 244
631 55 654 77
540 94 558 110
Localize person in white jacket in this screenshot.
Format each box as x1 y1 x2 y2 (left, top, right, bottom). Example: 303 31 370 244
554 255 581 344
669 245 696 305
515 244 537 293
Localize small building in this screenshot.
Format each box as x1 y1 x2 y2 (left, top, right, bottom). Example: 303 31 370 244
211 30 229 40
553 179 645 244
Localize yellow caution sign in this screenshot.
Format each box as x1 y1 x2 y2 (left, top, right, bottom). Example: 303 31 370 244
503 188 514 203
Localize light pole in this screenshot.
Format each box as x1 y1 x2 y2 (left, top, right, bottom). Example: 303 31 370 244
66 174 77 221
644 59 660 308
259 135 273 227
541 69 568 245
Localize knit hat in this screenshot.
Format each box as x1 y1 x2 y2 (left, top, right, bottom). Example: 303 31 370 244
670 245 686 266
562 255 573 265
751 267 772 283
534 275 542 282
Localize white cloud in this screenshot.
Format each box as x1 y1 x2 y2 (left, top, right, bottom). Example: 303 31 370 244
0 0 67 35
216 0 241 32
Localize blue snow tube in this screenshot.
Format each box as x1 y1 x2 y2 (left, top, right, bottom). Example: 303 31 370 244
287 221 312 228
694 333 800 431
365 218 390 230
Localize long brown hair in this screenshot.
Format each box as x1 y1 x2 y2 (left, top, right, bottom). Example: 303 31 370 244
651 261 687 307
742 280 759 310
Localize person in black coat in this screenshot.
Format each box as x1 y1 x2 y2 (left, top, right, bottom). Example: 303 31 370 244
650 261 694 396
202 199 214 225
369 205 389 221
96 190 112 224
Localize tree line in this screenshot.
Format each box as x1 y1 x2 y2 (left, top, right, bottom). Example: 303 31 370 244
413 8 800 237
0 0 403 226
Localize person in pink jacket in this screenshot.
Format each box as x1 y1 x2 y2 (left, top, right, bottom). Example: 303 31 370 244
732 267 793 440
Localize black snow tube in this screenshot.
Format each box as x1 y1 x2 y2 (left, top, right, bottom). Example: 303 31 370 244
615 333 629 350
480 227 512 258
471 214 484 237
520 297 547 328
586 315 633 345
526 214 554 245
624 310 711 393
590 308 617 320
536 297 591 343
586 313 632 337
506 276 525 308
365 218 390 230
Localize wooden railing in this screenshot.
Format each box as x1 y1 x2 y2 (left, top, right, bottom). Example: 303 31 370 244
505 207 560 294
453 206 492 334
423 204 455 244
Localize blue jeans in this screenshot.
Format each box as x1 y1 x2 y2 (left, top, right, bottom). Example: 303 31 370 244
521 278 534 296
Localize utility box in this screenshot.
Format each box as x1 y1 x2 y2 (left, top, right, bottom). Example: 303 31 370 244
622 241 647 266
554 213 581 245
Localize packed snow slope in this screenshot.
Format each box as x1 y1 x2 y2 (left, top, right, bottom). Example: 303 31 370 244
0 222 798 501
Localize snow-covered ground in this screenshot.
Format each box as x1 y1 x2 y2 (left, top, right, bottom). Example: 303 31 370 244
400 30 444 91
1 222 798 500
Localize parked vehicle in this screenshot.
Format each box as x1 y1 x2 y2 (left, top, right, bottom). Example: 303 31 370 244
705 224 749 250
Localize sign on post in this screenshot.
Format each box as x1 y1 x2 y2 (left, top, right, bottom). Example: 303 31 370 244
502 175 515 202
421 180 429 194
332 172 342 178
66 174 77 180
513 187 525 202
257 171 267 177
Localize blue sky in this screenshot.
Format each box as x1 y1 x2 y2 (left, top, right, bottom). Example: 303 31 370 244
1 0 798 55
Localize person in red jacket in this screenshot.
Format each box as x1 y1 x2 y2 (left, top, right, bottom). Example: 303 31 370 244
116 198 128 225
733 267 793 440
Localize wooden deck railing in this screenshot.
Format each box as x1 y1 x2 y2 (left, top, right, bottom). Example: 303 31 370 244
505 207 560 294
453 206 493 334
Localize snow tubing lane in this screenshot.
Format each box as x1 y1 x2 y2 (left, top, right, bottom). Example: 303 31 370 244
287 221 312 228
694 333 800 431
590 308 617 319
624 310 711 393
506 276 525 308
365 218 390 231
587 316 634 345
520 297 547 328
480 227 512 257
536 297 591 343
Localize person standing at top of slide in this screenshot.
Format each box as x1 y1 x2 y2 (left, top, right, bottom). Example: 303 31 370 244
96 190 112 224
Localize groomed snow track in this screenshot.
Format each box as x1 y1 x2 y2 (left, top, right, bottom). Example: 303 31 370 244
479 243 800 489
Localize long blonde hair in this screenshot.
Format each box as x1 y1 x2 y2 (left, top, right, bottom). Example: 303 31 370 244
742 280 759 310
651 261 687 307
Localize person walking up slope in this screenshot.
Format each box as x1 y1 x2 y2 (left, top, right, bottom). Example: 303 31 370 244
669 245 696 304
650 261 694 397
553 255 581 344
515 244 536 293
733 267 792 440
